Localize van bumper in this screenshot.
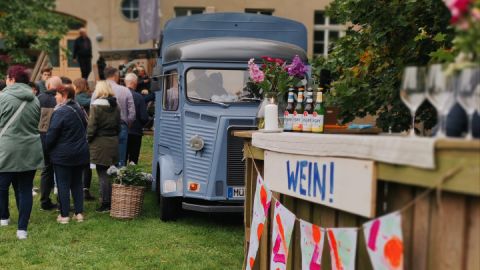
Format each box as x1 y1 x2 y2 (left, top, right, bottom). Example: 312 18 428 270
182 202 244 213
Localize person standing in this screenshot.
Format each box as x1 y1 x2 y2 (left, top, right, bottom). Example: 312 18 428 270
88 81 121 212
38 76 63 211
92 67 135 167
73 78 95 201
124 73 149 164
73 28 92 80
135 66 150 94
46 86 89 224
0 65 44 239
35 67 52 94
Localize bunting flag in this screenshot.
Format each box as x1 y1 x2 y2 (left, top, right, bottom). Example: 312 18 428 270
300 219 325 270
326 228 358 270
363 212 404 270
270 201 296 270
246 175 272 270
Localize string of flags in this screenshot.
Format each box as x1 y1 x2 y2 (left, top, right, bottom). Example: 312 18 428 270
246 174 405 270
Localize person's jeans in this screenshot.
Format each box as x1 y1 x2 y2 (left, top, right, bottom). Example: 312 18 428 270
118 123 129 167
54 165 84 217
0 171 35 231
127 134 142 165
96 165 112 205
82 167 92 190
40 154 56 207
78 57 92 80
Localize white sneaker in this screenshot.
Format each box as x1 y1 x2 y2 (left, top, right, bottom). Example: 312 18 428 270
0 219 9 226
57 215 69 224
16 230 27 240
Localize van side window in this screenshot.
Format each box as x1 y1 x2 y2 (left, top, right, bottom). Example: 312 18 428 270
163 72 179 111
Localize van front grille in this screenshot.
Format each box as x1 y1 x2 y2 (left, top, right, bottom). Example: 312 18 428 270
226 130 246 187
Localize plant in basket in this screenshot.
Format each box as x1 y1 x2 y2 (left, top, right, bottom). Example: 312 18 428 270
108 165 153 219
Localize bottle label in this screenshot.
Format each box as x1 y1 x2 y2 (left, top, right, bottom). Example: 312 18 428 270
293 111 303 131
302 111 312 132
311 112 324 133
283 111 293 131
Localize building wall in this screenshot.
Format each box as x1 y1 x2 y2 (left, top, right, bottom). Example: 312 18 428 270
56 0 331 59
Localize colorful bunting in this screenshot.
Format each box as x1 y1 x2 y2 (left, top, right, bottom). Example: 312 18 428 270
300 219 325 270
246 175 272 270
327 228 358 270
363 212 404 270
270 201 296 270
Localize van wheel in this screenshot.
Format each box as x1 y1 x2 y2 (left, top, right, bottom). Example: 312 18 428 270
156 167 181 221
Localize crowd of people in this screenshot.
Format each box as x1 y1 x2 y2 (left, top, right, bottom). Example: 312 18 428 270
0 64 150 239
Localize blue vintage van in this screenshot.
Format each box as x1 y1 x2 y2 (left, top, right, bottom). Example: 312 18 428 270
152 12 308 220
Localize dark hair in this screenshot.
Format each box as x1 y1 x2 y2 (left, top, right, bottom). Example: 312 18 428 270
61 76 72 85
7 65 30 84
104 66 118 79
0 80 6 91
58 86 76 100
41 67 52 74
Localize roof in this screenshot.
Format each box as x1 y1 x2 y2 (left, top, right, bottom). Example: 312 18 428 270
162 12 307 53
163 37 307 64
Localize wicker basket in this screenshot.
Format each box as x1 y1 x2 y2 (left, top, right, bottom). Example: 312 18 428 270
110 184 145 219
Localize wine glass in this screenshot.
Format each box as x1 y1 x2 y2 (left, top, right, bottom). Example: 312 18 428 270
426 64 456 137
400 66 427 136
457 67 480 139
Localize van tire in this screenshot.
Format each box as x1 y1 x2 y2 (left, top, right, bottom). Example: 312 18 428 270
156 166 181 221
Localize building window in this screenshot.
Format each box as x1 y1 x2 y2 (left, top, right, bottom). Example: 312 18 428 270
313 11 345 56
245 9 274 15
121 0 139 21
175 7 205 17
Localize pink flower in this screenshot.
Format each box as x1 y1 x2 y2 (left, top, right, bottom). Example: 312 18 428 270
248 58 265 83
445 0 471 24
472 7 480 21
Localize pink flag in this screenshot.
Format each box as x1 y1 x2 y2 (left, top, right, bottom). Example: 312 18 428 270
270 201 296 270
326 228 358 270
363 212 404 270
246 175 272 270
300 219 325 270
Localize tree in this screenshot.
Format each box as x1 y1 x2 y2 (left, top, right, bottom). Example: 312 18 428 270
314 0 455 132
0 0 72 77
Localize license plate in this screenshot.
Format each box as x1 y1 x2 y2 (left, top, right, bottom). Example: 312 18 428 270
227 187 245 199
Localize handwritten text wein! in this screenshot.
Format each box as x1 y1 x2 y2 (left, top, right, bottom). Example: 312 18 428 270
286 160 335 203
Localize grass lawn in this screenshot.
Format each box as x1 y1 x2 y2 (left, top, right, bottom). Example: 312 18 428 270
0 136 245 269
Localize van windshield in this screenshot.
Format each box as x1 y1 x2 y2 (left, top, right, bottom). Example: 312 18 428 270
186 69 255 103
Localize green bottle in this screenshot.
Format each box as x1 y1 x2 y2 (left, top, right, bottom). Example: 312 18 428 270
312 90 325 133
293 87 304 132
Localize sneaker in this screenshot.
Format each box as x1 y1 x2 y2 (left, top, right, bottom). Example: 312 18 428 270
95 204 111 213
41 202 58 211
0 218 9 226
16 230 27 240
84 189 95 201
56 215 70 224
73 213 84 223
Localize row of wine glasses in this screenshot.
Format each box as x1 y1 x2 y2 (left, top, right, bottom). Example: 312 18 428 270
400 65 480 138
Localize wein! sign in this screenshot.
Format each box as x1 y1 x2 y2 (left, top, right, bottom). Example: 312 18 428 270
264 151 376 218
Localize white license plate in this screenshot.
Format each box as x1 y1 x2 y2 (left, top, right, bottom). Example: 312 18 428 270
228 187 245 199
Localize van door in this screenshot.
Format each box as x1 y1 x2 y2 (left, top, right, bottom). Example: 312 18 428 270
158 70 184 177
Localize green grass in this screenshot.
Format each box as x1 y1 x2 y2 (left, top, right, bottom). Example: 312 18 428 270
0 136 244 269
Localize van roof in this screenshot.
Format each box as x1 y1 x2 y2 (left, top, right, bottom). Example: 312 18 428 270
162 12 307 53
163 37 307 64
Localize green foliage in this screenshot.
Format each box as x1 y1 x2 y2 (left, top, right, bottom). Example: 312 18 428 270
314 0 455 132
113 165 152 187
0 0 72 77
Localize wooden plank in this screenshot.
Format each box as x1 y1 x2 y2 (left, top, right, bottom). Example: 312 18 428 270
233 130 255 139
411 188 431 270
244 142 265 161
356 217 373 270
435 139 480 150
427 192 466 270
378 149 480 195
465 197 480 270
320 206 336 270
386 184 414 269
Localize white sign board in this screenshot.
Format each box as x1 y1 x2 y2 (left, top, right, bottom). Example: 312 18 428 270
264 151 376 218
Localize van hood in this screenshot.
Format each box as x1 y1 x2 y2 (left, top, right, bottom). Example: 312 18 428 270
2 83 35 102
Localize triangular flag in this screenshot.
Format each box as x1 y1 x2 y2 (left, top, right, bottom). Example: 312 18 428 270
363 212 404 270
300 219 325 270
246 175 272 270
327 228 358 270
270 201 296 270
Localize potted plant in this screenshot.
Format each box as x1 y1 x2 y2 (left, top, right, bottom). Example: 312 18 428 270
108 165 153 219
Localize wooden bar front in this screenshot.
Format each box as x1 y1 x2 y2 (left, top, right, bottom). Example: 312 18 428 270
236 131 480 270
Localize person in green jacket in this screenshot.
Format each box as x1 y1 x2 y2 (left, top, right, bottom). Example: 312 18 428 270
0 65 44 240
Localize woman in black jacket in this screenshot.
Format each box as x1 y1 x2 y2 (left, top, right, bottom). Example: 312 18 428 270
46 86 89 224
